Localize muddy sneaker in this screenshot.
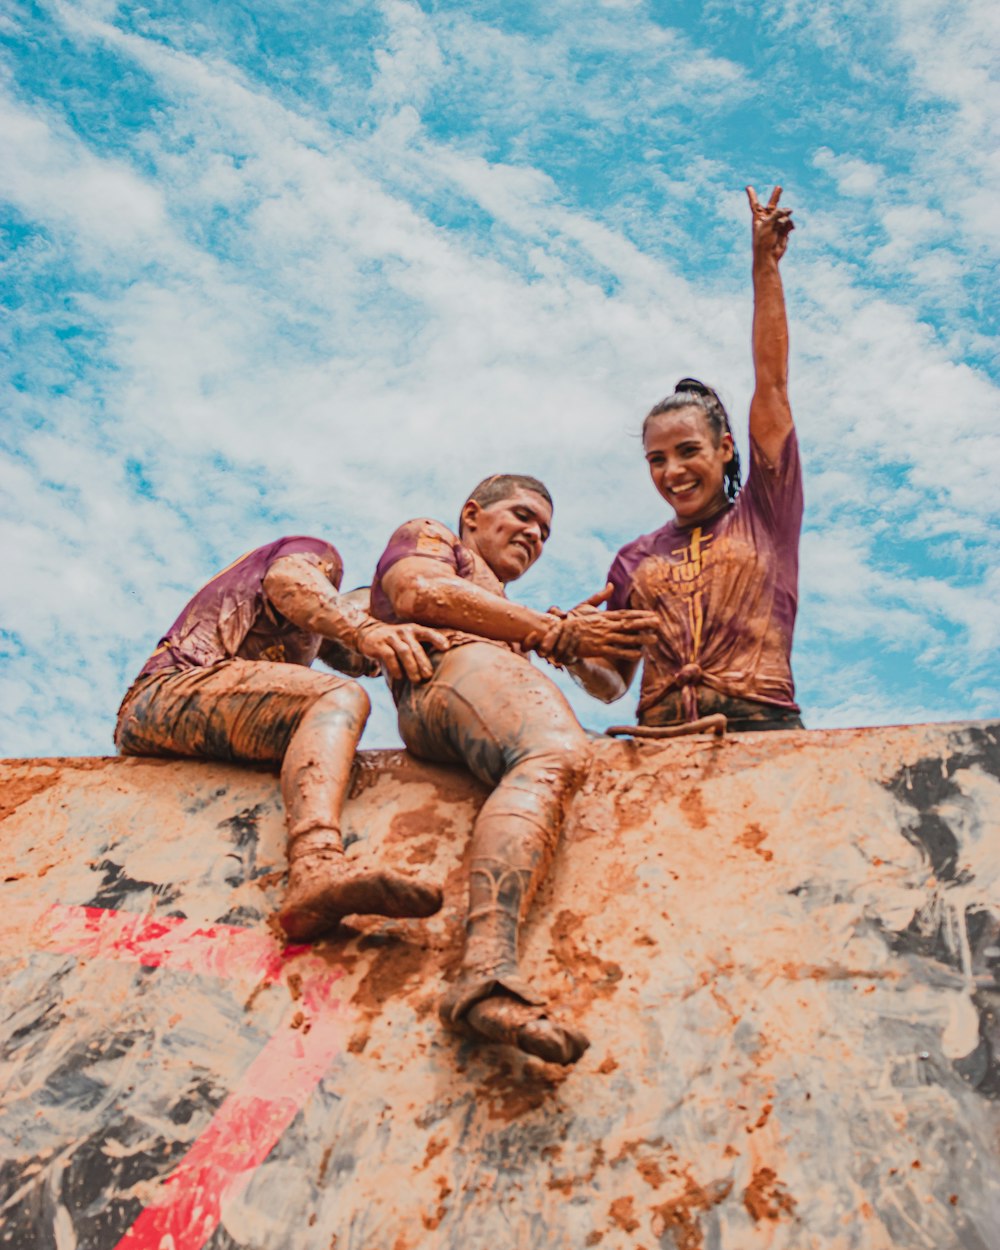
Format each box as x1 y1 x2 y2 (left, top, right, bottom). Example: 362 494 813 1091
464 993 590 1065
440 970 589 1066
278 853 442 942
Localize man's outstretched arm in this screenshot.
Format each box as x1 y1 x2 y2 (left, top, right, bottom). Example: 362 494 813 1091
381 557 657 666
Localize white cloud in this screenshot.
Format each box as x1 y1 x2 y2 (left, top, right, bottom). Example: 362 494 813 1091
0 0 997 757
812 149 882 198
0 95 168 261
371 0 445 110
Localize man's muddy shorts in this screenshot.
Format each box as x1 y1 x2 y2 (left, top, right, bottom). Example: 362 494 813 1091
115 660 356 766
394 644 585 787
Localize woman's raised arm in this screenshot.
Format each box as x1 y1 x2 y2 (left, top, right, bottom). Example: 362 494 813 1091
746 185 795 463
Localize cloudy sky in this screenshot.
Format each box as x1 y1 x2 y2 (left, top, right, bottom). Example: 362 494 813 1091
1 0 998 757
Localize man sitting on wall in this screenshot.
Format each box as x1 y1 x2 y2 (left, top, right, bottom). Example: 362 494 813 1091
371 475 657 1065
116 536 449 941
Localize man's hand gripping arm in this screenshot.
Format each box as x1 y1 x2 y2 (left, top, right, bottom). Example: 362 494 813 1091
263 555 449 683
540 584 643 703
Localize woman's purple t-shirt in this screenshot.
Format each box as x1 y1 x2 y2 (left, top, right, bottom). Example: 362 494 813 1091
607 431 803 723
138 536 342 677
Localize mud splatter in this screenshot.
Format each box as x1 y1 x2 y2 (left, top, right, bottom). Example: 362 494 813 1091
608 1194 640 1233
747 1102 772 1132
550 910 623 1002
388 800 451 847
651 1175 733 1249
679 787 708 830
735 823 773 861
637 1159 665 1188
420 1174 453 1230
742 1166 796 1221
419 1135 448 1170
473 1061 567 1124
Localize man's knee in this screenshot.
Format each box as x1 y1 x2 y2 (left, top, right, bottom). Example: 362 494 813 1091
514 736 589 793
310 681 370 728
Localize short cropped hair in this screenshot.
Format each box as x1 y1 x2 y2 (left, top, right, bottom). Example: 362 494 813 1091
459 474 553 532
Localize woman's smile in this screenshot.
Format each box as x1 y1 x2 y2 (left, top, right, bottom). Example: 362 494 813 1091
644 406 734 526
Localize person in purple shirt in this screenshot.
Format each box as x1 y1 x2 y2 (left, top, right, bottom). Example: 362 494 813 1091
115 536 448 939
572 186 805 732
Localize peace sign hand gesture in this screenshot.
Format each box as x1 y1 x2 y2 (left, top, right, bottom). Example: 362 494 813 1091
746 185 794 262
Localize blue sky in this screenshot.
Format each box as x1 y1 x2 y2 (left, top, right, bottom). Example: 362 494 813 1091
1 0 998 755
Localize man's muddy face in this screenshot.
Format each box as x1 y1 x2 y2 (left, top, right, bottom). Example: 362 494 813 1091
461 489 552 583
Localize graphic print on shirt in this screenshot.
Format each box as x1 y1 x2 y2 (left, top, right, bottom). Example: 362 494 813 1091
630 517 790 719
656 527 713 666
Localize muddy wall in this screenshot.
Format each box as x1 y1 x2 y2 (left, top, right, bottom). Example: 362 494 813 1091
1 721 999 1250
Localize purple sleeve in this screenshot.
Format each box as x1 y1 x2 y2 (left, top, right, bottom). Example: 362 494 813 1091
743 429 804 549
265 536 343 584
374 520 461 580
370 520 463 623
138 536 343 677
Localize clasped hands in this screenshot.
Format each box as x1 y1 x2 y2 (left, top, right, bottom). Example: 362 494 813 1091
527 585 658 667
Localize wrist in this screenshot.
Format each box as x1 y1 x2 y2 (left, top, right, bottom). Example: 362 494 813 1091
752 251 781 276
523 615 564 657
351 617 383 653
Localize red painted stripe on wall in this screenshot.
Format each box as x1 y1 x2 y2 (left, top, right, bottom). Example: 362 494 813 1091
41 902 309 982
37 903 349 1250
114 977 346 1250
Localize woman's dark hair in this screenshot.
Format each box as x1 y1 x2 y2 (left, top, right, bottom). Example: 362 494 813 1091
642 378 742 501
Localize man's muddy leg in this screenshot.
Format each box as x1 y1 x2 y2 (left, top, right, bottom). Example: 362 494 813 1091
445 746 591 1064
413 645 591 1063
278 684 442 941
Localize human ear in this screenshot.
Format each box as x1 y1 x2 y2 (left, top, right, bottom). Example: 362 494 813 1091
460 499 481 533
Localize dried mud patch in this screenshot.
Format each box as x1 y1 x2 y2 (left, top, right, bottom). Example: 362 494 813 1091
650 1174 733 1249
742 1165 796 1222
550 910 623 1003
735 823 773 861
0 759 113 823
473 1058 569 1124
346 933 437 1051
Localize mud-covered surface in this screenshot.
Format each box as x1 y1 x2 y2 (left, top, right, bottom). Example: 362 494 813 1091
1 724 999 1249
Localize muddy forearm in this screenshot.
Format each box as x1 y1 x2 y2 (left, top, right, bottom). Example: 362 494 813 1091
748 256 794 457
751 253 789 399
263 557 366 649
395 571 551 645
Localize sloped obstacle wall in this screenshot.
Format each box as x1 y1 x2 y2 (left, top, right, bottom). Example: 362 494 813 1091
1 722 998 1250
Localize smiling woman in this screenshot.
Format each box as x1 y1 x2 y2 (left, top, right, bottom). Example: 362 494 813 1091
570 186 806 734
